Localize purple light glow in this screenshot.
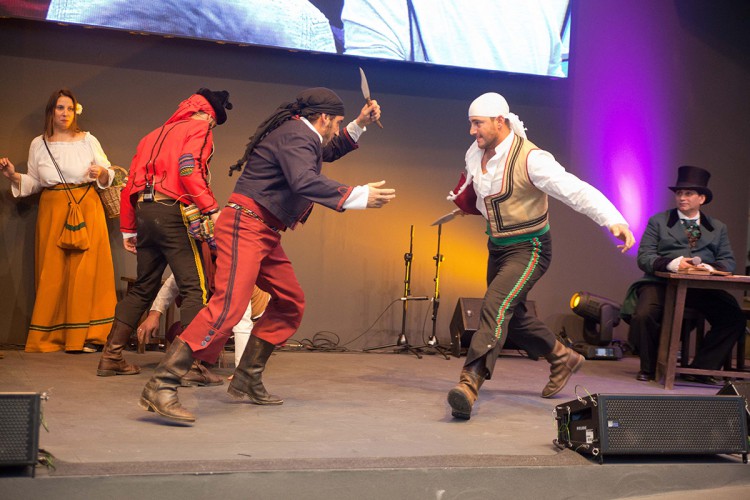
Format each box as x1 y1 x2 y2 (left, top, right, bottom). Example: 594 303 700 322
610 147 647 238
570 1 680 246
599 113 670 241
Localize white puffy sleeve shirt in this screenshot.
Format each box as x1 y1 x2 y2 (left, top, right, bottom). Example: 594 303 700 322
12 132 113 197
465 131 628 228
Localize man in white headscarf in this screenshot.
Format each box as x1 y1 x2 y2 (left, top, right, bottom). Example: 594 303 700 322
446 92 635 420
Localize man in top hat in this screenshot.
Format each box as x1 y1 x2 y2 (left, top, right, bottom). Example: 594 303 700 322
96 88 233 380
445 92 635 421
623 165 745 383
138 87 395 423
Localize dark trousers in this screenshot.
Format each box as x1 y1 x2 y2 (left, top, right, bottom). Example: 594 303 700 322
465 231 557 378
115 201 208 329
630 282 745 373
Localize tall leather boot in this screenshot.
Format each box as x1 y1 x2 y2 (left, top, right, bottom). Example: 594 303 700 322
138 338 196 422
541 340 584 398
180 360 224 387
96 319 140 376
227 335 282 405
447 357 488 420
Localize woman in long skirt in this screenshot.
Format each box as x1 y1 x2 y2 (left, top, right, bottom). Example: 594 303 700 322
0 88 117 352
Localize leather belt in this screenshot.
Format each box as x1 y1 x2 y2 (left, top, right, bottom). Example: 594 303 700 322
137 191 175 202
226 202 282 233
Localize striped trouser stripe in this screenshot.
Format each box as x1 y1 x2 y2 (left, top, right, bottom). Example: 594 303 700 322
492 237 542 341
180 205 209 305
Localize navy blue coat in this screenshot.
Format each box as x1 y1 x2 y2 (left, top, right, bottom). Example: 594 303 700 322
233 118 359 228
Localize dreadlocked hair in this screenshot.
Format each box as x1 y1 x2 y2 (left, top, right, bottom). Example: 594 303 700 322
228 87 345 176
228 100 303 176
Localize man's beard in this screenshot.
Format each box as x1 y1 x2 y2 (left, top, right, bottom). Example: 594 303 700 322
321 121 336 146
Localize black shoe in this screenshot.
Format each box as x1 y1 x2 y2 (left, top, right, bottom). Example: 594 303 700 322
636 371 653 382
679 373 719 385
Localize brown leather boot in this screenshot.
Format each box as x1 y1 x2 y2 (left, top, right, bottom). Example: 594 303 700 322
227 335 282 405
541 341 584 398
180 361 224 387
138 338 196 422
96 319 140 376
447 358 487 420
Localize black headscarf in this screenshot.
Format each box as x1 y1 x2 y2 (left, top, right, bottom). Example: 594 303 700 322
229 87 346 176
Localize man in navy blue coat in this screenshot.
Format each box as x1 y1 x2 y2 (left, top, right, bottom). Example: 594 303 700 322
139 87 395 422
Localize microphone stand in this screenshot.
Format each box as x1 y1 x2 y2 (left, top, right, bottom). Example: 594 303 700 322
414 223 450 359
365 225 426 358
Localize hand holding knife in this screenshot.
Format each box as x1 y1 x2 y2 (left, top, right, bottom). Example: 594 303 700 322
359 67 383 128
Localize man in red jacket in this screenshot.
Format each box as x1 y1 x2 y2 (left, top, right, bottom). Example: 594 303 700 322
96 88 232 379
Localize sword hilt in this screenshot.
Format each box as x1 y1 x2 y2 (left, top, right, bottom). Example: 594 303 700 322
365 98 383 129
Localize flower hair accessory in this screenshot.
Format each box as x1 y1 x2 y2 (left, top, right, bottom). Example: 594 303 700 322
76 103 83 115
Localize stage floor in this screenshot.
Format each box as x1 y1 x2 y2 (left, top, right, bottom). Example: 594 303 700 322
1 346 749 499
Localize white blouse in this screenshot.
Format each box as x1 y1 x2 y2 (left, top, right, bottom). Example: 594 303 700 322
13 132 113 197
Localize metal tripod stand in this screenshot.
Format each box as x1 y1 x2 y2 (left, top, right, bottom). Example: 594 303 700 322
414 223 450 359
365 225 427 358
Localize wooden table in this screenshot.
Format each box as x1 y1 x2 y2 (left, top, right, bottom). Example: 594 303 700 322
654 271 750 389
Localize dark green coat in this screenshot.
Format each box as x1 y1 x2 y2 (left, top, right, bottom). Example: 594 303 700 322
620 208 736 322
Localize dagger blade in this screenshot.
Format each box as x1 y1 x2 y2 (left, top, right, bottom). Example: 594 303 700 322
430 208 462 226
358 67 383 128
359 67 371 100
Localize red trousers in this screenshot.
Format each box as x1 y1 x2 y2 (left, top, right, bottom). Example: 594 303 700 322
180 193 305 363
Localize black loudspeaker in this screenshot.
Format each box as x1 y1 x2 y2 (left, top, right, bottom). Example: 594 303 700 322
718 381 750 433
554 394 748 463
449 297 531 357
0 393 41 477
449 298 483 357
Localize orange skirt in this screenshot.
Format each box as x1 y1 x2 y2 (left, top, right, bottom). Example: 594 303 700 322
24 184 117 352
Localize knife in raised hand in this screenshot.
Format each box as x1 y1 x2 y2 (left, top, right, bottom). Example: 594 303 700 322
359 67 383 128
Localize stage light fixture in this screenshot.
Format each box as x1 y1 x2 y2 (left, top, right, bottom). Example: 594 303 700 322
569 291 623 360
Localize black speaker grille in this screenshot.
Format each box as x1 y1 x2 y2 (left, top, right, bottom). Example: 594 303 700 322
0 393 40 466
601 396 747 454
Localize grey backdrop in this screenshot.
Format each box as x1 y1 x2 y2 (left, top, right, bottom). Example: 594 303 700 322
1 1 748 350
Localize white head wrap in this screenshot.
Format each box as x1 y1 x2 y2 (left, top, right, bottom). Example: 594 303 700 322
468 92 527 139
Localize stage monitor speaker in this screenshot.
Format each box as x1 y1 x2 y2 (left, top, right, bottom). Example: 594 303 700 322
718 381 750 433
449 297 483 357
554 394 748 463
449 297 531 358
0 392 41 477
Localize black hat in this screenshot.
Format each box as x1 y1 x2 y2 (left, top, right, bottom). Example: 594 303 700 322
196 88 233 125
669 165 712 204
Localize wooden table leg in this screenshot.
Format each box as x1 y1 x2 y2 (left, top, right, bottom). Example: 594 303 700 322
656 281 688 389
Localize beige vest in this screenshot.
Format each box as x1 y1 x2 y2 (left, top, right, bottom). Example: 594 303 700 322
484 135 548 238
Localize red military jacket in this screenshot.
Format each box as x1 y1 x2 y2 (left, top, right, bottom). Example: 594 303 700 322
120 94 219 234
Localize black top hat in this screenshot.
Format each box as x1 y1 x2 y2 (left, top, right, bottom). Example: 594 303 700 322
668 165 712 204
196 88 233 125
